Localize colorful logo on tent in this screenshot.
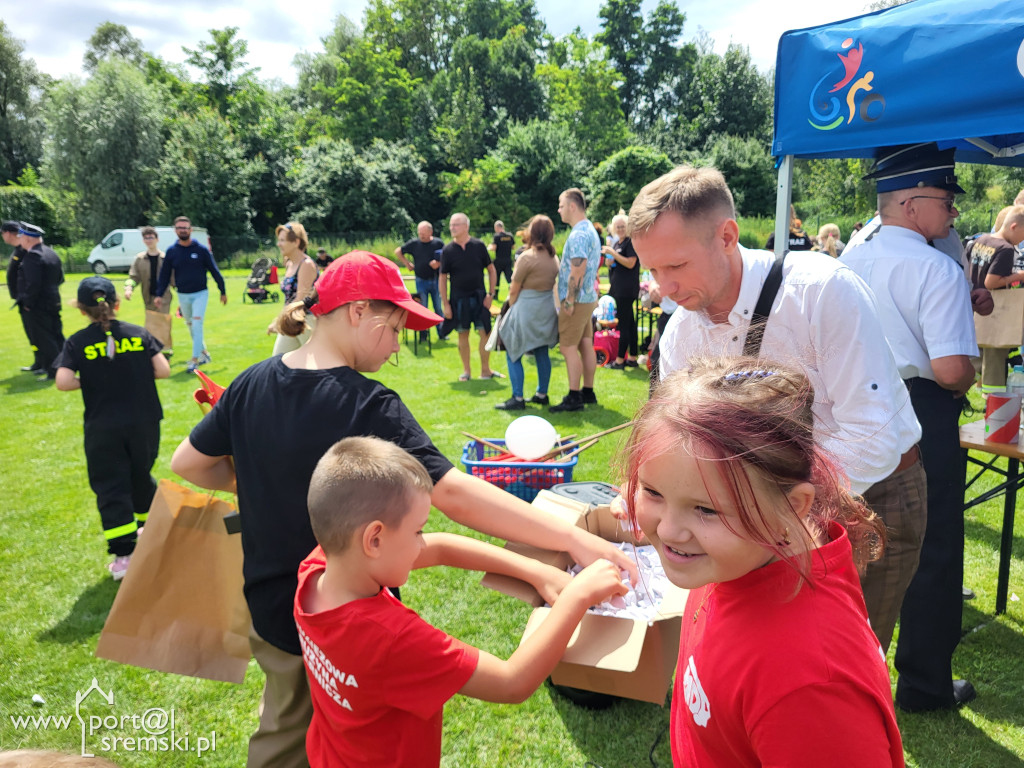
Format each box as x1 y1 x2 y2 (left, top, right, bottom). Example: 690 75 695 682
808 37 886 131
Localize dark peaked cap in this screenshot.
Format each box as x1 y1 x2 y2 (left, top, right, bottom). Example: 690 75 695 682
863 142 965 194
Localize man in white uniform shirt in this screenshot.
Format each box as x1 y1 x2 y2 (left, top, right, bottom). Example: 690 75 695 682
628 165 925 656
842 143 979 712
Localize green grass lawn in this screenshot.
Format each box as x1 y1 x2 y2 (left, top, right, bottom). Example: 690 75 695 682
0 271 1022 767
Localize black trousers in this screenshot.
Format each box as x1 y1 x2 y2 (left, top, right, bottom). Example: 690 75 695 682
84 421 160 556
23 307 63 376
894 377 966 709
18 307 39 368
494 261 512 298
611 293 638 359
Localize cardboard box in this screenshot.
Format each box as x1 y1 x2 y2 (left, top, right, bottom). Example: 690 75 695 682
481 490 688 705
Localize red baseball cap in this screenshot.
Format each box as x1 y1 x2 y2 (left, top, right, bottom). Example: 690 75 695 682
310 250 441 331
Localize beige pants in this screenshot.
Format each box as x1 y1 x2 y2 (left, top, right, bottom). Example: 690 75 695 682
246 625 312 768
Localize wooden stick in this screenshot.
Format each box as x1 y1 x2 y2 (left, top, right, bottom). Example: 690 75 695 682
537 421 633 461
559 438 601 462
461 431 506 453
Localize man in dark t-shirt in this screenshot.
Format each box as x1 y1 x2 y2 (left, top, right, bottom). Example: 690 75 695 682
440 212 498 380
488 220 516 300
395 221 445 340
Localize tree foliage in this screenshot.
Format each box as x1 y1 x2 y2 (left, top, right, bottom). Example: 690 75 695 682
705 134 775 217
155 109 263 240
4 3 889 246
308 39 422 148
585 145 674 224
493 120 588 222
537 34 631 164
442 156 529 227
288 138 417 234
83 22 146 73
44 61 165 239
596 0 694 132
0 21 45 185
183 27 259 116
666 39 771 154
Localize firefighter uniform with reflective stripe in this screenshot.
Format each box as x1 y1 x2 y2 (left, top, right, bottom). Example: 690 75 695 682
54 320 164 555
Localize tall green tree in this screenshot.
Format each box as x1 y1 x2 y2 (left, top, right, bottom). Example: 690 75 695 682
537 34 631 164
670 39 772 152
307 39 422 148
462 0 545 45
431 65 489 169
293 14 362 116
183 27 259 116
83 22 146 73
0 21 45 185
155 109 263 241
596 0 694 131
364 0 461 80
45 61 165 239
226 79 296 234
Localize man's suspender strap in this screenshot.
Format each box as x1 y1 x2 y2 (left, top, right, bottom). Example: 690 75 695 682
742 254 786 357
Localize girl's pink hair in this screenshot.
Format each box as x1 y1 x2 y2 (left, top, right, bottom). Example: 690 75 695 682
622 356 884 584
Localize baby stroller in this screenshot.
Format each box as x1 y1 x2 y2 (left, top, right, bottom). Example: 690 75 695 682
242 258 279 303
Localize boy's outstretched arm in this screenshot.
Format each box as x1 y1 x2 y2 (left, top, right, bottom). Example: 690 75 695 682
414 532 572 603
457 559 628 704
432 469 639 585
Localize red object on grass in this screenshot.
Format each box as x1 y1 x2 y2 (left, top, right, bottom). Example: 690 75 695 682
268 265 279 284
193 370 227 413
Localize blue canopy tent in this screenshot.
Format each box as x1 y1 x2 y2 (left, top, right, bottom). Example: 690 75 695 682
770 0 1024 252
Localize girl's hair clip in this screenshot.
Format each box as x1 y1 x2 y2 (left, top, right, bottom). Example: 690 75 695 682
723 370 777 382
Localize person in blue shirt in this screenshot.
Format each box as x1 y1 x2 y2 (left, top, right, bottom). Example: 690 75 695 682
153 216 227 372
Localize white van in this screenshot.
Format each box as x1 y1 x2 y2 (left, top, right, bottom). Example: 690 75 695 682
88 227 212 274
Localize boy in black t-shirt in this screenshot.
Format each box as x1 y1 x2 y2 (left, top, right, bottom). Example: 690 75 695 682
55 277 170 581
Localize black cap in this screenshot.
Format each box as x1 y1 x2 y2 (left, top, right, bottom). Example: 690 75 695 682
1 221 19 233
77 276 117 307
863 142 965 194
18 222 44 238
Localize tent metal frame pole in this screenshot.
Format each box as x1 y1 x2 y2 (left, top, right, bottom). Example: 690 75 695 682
774 155 795 259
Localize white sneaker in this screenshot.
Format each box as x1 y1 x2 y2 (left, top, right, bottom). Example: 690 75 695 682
107 555 131 582
197 351 212 365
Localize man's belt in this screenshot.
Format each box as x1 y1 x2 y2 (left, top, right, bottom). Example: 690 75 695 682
892 444 920 475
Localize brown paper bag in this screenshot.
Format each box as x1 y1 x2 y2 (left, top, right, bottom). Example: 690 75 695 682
145 308 173 350
95 479 251 683
975 289 1024 348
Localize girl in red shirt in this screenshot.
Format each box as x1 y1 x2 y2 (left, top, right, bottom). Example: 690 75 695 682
622 357 904 768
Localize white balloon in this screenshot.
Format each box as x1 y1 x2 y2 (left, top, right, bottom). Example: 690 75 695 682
504 415 558 460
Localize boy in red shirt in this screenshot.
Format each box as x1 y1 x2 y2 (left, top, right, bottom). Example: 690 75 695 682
294 436 627 768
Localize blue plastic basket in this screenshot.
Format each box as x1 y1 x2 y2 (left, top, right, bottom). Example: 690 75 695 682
460 439 578 501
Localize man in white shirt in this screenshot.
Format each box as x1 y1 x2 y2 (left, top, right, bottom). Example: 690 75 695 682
628 165 925 655
842 143 979 713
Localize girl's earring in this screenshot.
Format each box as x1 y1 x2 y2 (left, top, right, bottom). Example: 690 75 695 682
777 528 791 547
